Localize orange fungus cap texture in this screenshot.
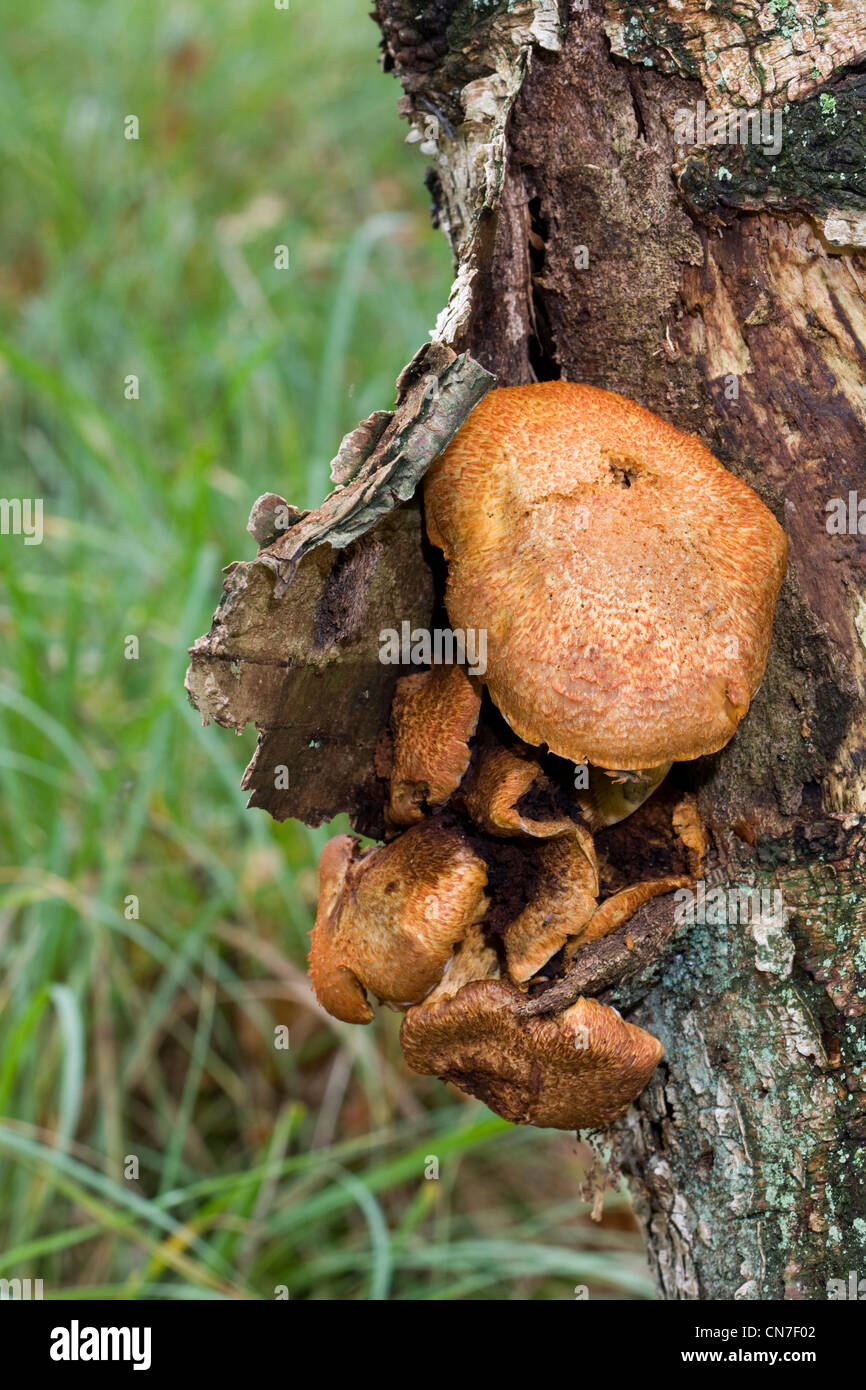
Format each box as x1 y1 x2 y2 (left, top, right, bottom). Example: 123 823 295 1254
423 381 789 769
401 979 663 1131
308 824 489 1024
389 664 481 826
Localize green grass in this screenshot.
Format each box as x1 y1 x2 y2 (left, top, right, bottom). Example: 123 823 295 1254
0 0 652 1299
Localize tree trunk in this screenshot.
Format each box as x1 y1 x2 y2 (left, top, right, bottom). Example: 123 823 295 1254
188 1 866 1299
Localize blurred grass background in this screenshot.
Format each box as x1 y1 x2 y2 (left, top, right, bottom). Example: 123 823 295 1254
0 0 652 1299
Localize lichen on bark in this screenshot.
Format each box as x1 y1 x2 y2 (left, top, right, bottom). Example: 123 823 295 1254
675 71 866 244
606 821 866 1299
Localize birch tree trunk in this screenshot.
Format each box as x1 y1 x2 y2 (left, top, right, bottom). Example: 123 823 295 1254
188 1 866 1300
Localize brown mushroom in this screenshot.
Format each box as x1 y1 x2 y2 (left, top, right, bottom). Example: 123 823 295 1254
672 793 709 876
308 821 489 1023
388 664 481 827
454 737 685 985
563 874 690 961
500 833 598 983
462 743 579 839
424 381 788 770
500 832 687 984
401 978 663 1130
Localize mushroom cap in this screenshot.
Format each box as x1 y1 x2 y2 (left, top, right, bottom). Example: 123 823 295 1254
308 823 489 1024
388 664 481 827
401 978 663 1130
424 381 788 769
463 743 579 839
502 833 599 984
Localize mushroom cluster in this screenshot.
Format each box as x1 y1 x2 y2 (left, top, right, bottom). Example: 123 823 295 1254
308 382 788 1131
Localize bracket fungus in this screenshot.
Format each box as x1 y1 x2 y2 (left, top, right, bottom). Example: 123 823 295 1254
387 664 481 828
401 982 664 1132
423 380 788 771
305 380 787 1132
462 742 579 838
308 822 488 1024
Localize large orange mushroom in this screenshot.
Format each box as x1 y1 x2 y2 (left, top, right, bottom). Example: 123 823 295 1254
424 380 788 772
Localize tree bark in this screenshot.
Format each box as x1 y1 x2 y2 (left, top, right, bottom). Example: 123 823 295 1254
188 1 866 1299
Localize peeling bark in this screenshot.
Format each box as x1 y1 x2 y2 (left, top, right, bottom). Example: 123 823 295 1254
186 343 492 835
187 0 866 1298
186 503 432 836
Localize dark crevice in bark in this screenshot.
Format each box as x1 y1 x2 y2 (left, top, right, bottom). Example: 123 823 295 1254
526 194 561 381
424 165 444 231
625 65 648 142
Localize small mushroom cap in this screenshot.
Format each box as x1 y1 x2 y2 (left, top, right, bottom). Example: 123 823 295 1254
309 835 372 1023
502 834 599 983
309 823 489 1024
401 979 663 1130
672 793 709 876
424 381 788 769
389 664 481 827
463 743 578 839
